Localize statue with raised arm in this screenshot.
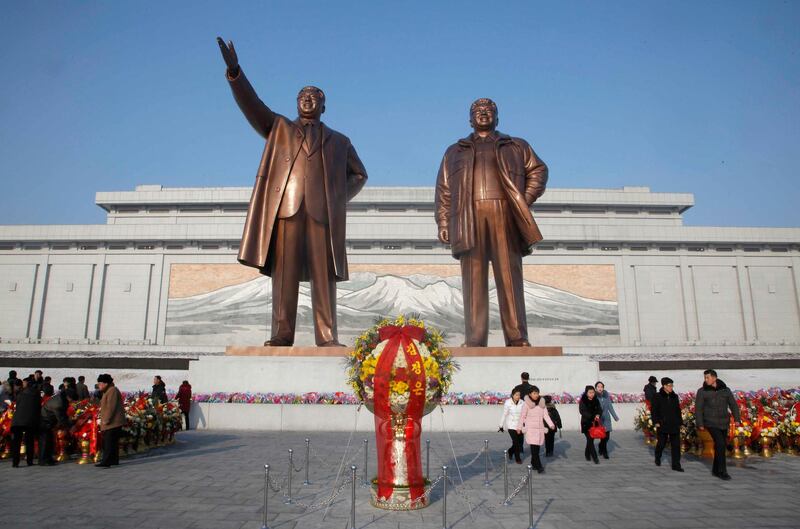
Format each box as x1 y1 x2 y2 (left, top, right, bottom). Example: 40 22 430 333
217 37 368 347
435 98 548 347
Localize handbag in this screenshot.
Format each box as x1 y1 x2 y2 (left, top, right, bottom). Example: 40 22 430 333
588 418 607 439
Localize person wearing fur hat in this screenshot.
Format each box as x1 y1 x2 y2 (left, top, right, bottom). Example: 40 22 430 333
652 377 683 471
96 374 126 468
579 385 603 463
695 369 740 480
516 386 555 473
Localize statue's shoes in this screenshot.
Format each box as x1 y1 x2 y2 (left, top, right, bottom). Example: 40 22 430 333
264 338 293 347
508 340 531 347
318 340 346 348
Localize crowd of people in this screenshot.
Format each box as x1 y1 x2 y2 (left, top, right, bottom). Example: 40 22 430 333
1 370 193 469
497 368 742 480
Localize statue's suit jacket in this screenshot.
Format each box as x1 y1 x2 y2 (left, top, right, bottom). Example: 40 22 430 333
228 69 368 281
435 133 548 257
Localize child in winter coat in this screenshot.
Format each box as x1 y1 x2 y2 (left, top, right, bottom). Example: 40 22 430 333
543 395 562 456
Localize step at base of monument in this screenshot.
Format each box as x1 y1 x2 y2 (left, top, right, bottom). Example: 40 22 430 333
225 345 562 357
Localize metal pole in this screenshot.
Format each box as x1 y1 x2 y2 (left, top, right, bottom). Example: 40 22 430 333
362 439 369 487
441 465 448 529
261 464 271 529
284 449 293 504
304 439 310 485
426 438 431 479
350 465 357 529
527 463 534 529
483 439 490 486
502 449 510 505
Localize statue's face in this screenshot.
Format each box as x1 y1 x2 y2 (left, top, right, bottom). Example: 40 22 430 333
297 87 325 119
470 100 498 132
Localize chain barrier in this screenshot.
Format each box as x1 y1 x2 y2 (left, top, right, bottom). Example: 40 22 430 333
267 473 285 493
288 476 353 509
407 473 445 509
494 472 529 507
444 475 479 520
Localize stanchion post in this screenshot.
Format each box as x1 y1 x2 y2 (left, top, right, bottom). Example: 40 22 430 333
261 464 271 529
502 449 510 505
304 439 310 485
350 465 357 529
483 439 490 486
441 465 448 529
284 449 293 504
362 439 369 487
426 438 431 479
527 463 534 529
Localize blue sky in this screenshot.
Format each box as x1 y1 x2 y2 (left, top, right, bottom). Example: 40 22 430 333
0 1 798 227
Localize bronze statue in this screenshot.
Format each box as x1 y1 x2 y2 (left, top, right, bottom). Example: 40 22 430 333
217 38 368 347
435 98 548 347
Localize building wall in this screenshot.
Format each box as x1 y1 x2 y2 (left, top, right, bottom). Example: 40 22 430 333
1 249 798 349
0 185 798 351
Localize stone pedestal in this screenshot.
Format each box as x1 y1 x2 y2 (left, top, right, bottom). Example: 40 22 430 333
190 345 594 395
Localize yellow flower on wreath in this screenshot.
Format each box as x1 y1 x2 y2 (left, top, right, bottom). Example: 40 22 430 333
391 380 409 394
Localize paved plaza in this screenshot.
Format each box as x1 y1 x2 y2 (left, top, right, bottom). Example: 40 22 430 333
2 429 799 529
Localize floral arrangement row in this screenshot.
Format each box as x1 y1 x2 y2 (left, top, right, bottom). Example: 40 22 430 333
0 392 183 463
634 387 800 458
188 389 742 405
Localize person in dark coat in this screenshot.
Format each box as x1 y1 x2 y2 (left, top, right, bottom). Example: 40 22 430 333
643 376 658 407
10 377 41 467
543 395 562 457
579 385 603 464
695 369 740 480
512 372 533 399
38 384 64 465
651 377 683 471
75 376 91 400
151 375 168 404
4 370 19 390
176 380 192 430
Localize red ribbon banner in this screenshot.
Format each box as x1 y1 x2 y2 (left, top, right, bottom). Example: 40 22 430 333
373 324 427 502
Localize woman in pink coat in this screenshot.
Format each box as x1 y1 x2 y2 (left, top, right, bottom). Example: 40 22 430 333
516 385 556 473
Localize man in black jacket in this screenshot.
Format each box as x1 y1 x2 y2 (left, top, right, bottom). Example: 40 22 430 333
513 372 534 399
643 376 658 406
652 377 683 471
695 369 740 480
10 377 41 467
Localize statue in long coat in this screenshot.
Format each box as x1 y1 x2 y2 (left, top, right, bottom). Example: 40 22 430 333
218 38 368 346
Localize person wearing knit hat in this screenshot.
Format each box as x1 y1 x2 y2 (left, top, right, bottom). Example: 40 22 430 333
652 377 683 471
96 374 126 468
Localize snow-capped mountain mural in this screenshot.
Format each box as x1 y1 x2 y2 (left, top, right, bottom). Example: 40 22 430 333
165 271 620 346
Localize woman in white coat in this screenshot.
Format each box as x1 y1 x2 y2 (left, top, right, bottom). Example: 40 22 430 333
517 386 556 473
498 388 525 464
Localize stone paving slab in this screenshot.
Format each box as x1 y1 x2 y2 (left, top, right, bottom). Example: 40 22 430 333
1 430 799 528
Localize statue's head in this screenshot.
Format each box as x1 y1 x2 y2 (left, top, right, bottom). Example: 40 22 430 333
469 98 498 132
297 86 326 119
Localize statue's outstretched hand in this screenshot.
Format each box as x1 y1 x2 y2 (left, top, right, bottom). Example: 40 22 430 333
216 37 239 75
